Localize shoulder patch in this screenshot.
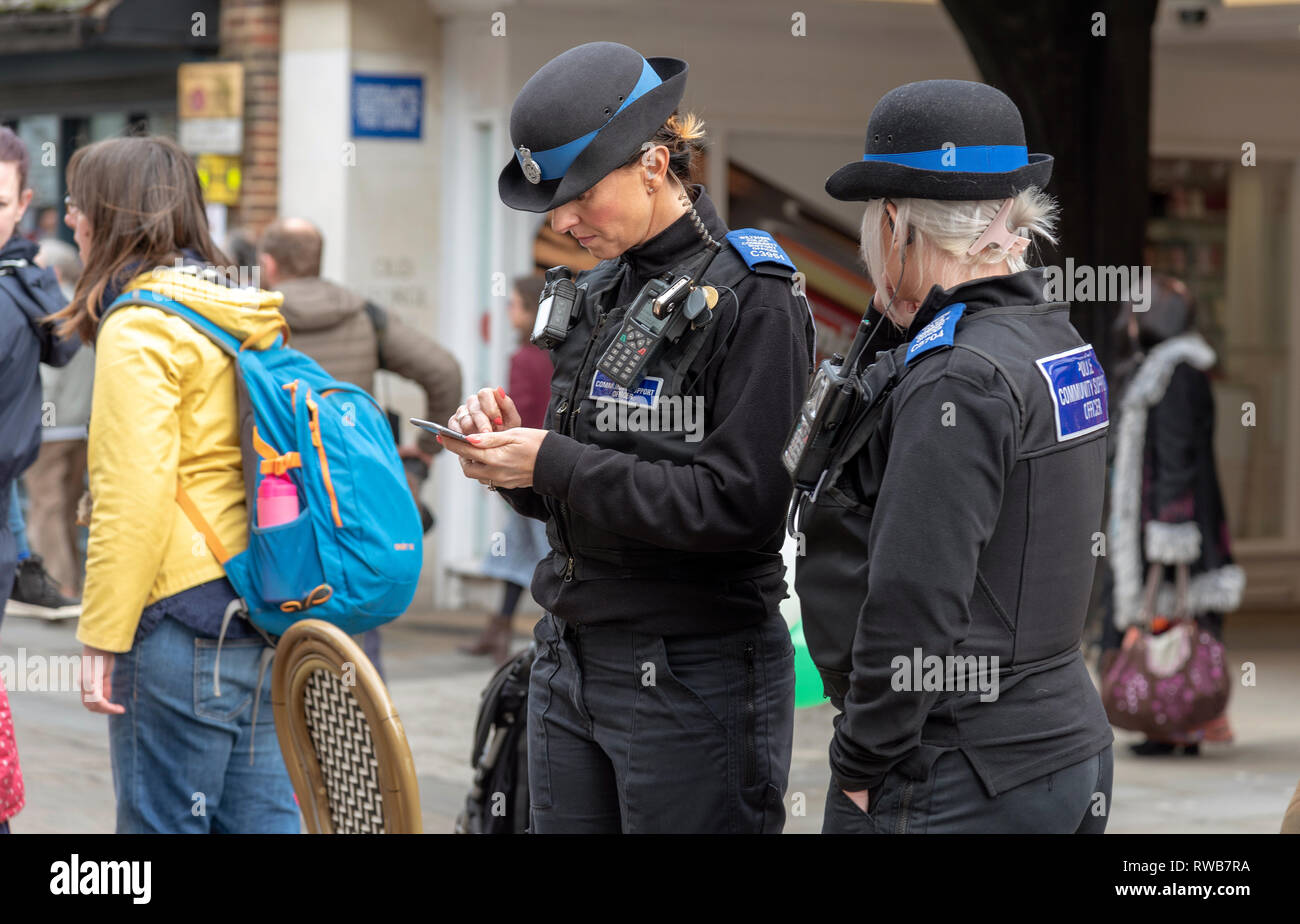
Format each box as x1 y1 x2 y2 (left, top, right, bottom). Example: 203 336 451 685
724 229 796 276
1034 344 1109 441
904 303 966 366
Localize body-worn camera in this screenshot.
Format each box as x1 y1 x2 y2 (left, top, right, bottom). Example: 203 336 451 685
596 247 719 389
532 265 583 350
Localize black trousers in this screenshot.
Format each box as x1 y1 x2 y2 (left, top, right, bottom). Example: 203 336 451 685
823 745 1114 834
527 609 795 833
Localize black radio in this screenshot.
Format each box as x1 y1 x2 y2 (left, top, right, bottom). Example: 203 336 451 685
596 247 719 389
783 351 859 494
783 312 886 501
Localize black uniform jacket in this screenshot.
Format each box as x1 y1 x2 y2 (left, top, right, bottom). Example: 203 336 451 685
500 189 814 636
796 267 1114 796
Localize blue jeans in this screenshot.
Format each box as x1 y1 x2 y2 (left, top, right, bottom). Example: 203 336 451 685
108 616 299 833
6 481 27 558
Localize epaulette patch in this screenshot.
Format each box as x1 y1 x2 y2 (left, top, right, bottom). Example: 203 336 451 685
904 303 966 366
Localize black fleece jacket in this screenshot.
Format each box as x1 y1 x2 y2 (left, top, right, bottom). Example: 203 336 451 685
799 269 1113 798
500 189 813 634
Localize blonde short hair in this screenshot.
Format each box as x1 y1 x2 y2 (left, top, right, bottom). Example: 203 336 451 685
859 187 1059 316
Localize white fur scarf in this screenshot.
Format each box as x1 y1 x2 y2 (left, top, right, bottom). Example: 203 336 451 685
1109 332 1245 628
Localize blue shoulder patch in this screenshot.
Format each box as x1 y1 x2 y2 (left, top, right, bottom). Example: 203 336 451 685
725 229 796 274
904 303 966 366
1034 344 1109 441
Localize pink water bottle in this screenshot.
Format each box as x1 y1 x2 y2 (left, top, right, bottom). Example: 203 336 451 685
257 473 300 527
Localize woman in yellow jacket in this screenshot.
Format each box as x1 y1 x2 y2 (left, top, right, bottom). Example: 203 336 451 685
55 136 298 833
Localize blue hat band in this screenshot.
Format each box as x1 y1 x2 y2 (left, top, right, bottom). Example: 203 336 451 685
861 144 1028 173
517 57 663 182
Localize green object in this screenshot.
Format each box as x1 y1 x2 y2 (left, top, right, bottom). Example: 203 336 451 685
790 619 828 709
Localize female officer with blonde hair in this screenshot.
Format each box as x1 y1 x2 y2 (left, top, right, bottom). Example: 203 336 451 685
442 42 814 833
794 80 1114 833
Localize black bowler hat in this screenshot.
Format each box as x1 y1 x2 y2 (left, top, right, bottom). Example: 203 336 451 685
826 79 1053 202
499 42 689 213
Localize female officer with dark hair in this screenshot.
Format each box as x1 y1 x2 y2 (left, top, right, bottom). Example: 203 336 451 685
441 42 814 833
793 80 1114 833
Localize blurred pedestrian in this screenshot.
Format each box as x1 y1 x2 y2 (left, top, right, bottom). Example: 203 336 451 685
33 205 60 241
464 275 551 664
0 125 80 835
0 126 80 629
224 226 259 285
20 238 94 601
258 217 462 675
258 218 462 465
57 135 298 833
1104 275 1244 755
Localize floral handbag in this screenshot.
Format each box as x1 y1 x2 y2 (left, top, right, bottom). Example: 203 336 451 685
1101 562 1230 737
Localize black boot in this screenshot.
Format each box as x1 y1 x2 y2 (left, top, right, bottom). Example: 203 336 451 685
1129 739 1200 757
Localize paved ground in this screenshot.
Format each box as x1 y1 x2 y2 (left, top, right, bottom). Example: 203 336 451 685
4 606 1297 834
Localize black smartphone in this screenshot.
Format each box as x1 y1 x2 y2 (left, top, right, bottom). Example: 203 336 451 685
409 417 472 442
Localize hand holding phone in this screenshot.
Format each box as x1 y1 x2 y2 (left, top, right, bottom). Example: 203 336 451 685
409 417 471 442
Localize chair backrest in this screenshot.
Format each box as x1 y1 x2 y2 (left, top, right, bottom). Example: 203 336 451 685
270 618 422 833
1283 779 1300 835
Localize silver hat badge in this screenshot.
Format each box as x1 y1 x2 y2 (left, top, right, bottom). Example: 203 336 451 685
518 146 542 185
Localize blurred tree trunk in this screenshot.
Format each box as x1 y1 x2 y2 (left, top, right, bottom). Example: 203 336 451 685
941 0 1159 372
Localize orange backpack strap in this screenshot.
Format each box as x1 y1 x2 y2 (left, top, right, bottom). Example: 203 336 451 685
176 483 231 564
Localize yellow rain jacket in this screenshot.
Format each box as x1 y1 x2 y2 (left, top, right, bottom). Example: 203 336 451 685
77 268 286 653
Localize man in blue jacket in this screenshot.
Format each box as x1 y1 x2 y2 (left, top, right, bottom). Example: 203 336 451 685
0 127 80 627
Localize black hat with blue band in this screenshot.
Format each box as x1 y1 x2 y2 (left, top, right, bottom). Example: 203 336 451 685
499 42 689 213
825 79 1053 202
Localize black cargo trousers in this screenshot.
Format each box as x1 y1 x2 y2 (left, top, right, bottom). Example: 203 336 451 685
527 609 795 833
823 745 1114 834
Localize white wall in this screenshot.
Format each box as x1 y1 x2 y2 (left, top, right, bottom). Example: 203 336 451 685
281 0 446 606
347 0 445 604
432 9 521 605
279 0 352 281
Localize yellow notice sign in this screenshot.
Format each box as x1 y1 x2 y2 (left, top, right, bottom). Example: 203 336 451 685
196 154 242 205
178 62 244 119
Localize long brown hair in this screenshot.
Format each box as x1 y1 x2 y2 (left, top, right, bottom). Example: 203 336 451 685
51 135 228 342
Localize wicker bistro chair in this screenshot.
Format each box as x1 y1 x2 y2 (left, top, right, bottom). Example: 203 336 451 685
271 619 422 833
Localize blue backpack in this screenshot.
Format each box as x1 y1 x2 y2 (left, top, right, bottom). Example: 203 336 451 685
102 287 424 638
